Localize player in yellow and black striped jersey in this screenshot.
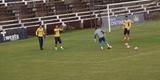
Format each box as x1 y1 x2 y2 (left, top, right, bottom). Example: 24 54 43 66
36 25 45 50
123 16 131 42
54 25 64 50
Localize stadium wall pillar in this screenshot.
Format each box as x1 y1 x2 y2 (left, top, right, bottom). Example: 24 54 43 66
0 31 3 42
80 20 84 28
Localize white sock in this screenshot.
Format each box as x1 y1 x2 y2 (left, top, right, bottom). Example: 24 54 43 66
107 44 110 47
100 47 104 50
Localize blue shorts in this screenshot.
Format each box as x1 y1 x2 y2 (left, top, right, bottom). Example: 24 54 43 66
54 37 62 44
99 37 106 43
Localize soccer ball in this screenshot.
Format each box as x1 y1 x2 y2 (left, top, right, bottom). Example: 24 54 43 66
125 43 129 46
134 46 138 50
126 45 130 48
109 45 112 49
108 45 112 49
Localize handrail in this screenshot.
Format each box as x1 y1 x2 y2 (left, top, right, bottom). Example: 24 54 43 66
95 0 151 7
1 23 20 27
43 19 59 22
110 0 151 6
0 20 18 24
3 26 23 30
23 21 40 24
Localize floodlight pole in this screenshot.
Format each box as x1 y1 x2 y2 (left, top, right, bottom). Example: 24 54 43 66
107 4 111 32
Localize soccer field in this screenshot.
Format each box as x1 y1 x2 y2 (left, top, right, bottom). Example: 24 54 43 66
0 20 160 80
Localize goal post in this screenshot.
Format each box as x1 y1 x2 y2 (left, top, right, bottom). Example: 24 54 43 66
94 4 111 32
94 0 151 32
107 4 111 32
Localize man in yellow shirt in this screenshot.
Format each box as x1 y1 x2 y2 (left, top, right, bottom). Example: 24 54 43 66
54 25 64 50
36 25 45 50
123 16 131 42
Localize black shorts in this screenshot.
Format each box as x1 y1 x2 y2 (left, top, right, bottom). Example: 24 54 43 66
54 37 62 44
124 28 130 35
99 37 106 43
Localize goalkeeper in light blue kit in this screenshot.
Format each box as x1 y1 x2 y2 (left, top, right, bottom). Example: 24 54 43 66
94 27 112 50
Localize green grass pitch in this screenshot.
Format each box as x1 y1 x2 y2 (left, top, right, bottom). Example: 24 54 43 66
0 20 160 80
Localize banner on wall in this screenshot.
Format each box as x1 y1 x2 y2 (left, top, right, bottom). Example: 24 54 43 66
0 28 28 43
102 13 144 28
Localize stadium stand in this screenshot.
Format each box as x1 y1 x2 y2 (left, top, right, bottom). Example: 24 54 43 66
0 0 159 33
0 3 16 21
